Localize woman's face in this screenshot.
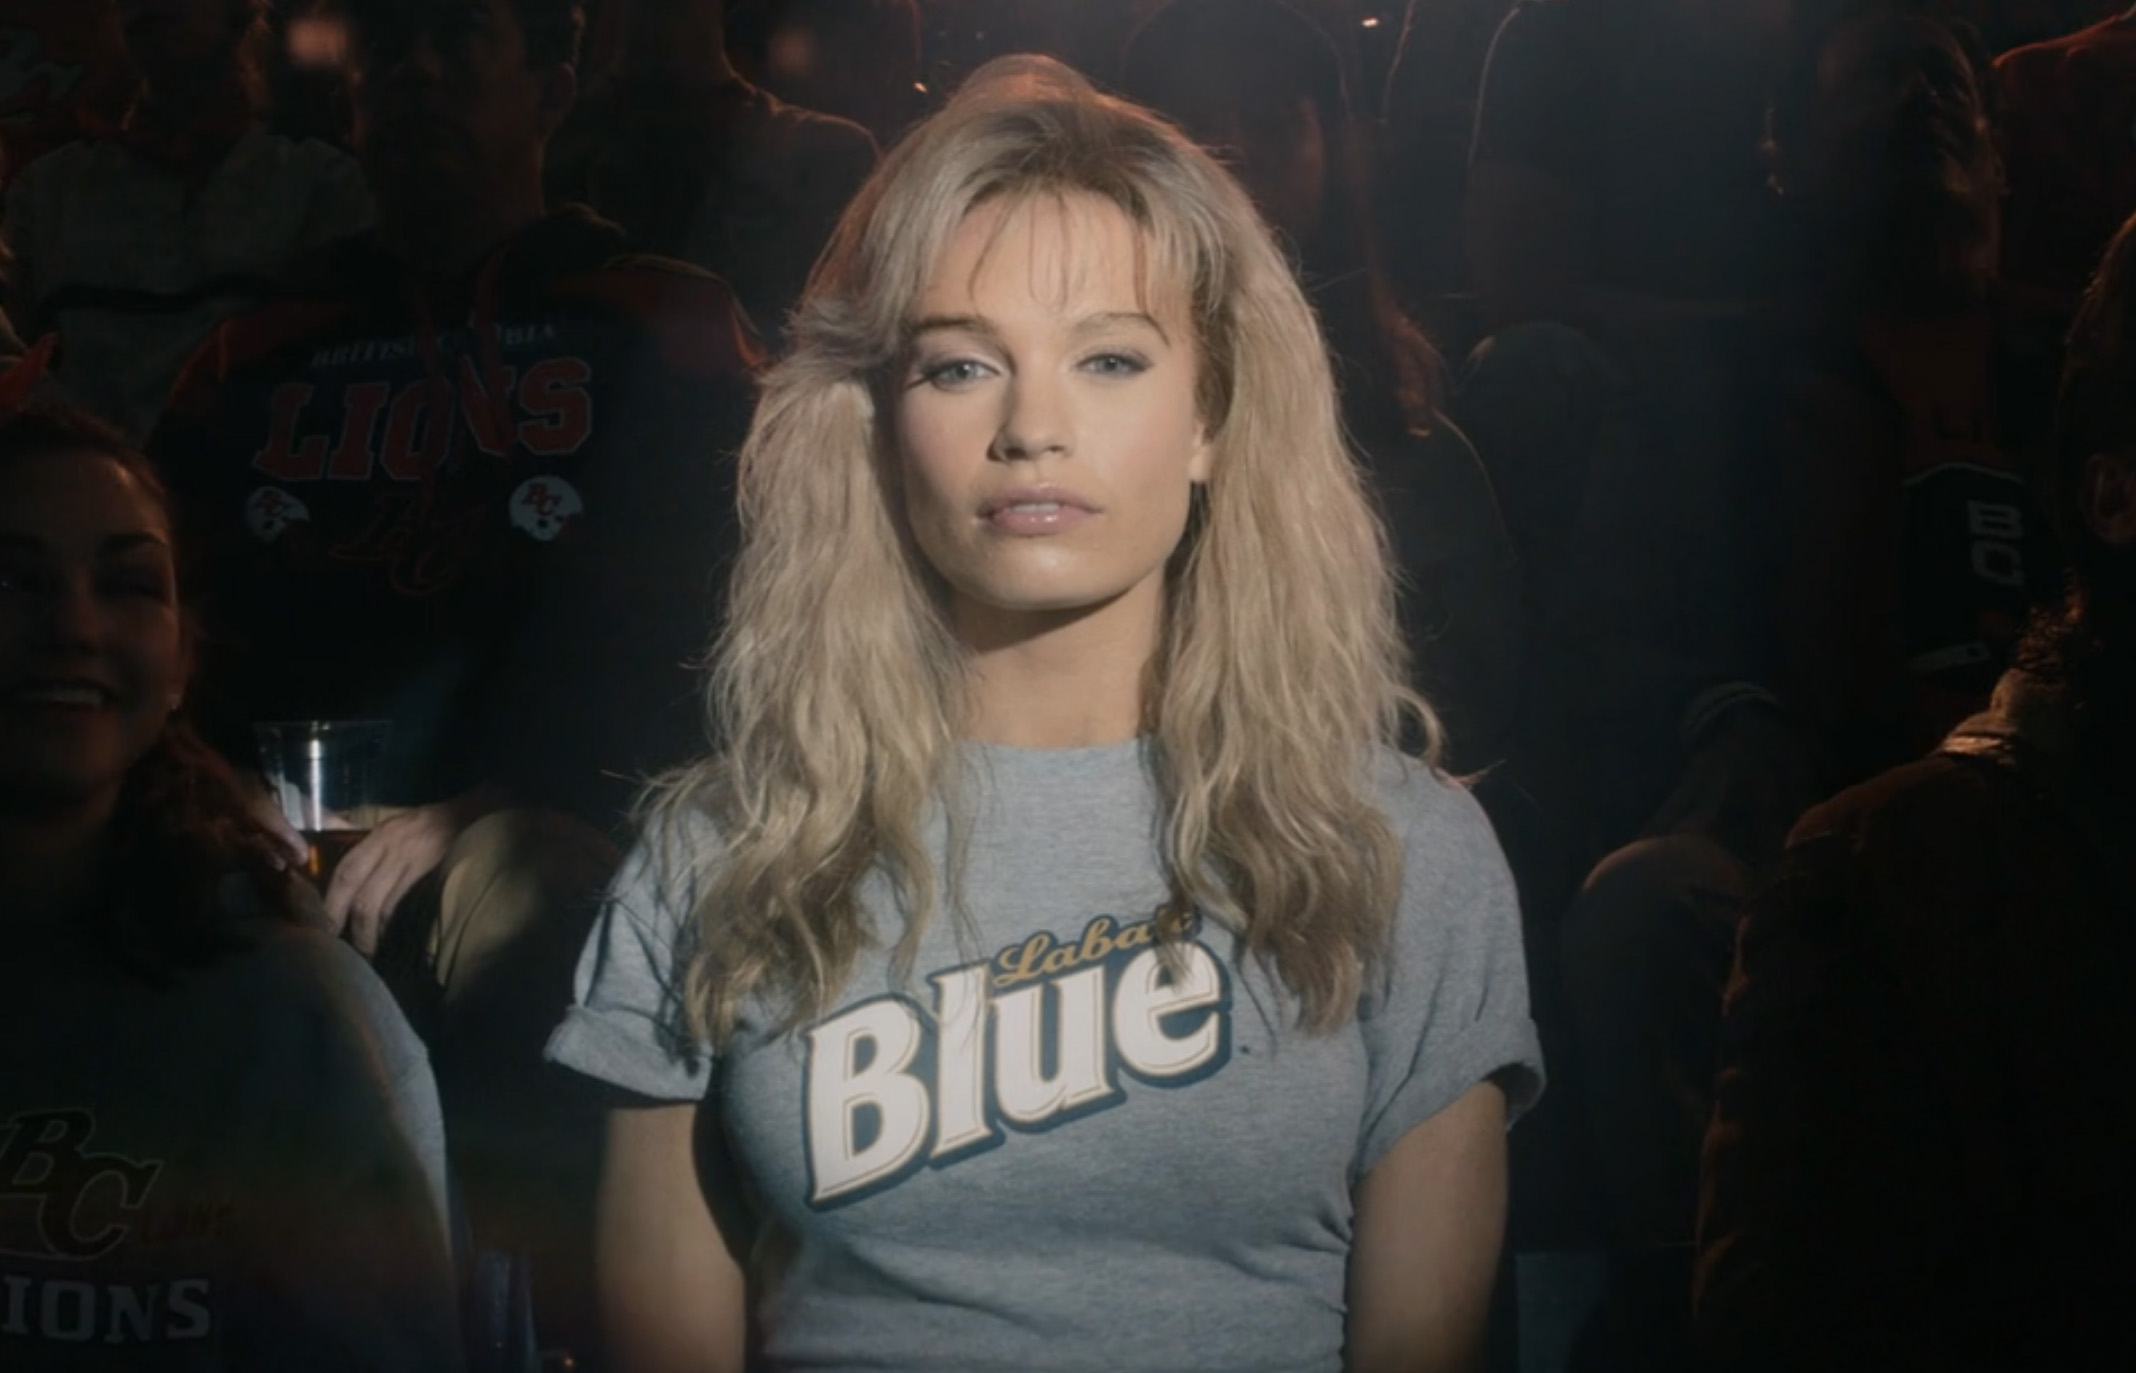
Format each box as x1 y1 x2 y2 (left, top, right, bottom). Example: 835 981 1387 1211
894 192 1213 651
0 450 183 816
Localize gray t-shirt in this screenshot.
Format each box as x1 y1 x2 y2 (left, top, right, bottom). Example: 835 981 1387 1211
549 741 1543 1372
0 917 459 1371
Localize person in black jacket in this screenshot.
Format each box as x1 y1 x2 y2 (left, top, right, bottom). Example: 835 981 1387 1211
1694 205 2136 1373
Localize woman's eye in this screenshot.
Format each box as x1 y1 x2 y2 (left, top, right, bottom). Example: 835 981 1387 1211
918 358 992 389
1082 351 1150 377
101 572 171 602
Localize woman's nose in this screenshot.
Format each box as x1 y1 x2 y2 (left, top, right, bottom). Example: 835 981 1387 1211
992 375 1072 461
35 577 101 649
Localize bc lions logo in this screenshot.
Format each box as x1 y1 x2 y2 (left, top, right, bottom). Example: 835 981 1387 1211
0 1111 162 1262
509 476 583 542
244 487 309 543
0 29 84 114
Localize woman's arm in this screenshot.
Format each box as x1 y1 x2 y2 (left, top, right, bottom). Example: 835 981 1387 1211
1345 1080 1509 1373
597 1103 747 1373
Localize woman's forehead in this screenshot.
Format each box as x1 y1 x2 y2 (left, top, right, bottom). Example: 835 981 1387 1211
0 450 169 542
919 190 1194 321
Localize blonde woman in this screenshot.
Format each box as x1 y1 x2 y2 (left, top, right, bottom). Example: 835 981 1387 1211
547 56 1542 1373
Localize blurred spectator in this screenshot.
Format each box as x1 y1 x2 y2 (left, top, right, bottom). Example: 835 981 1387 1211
1465 0 1788 340
1456 0 1789 693
149 0 758 1351
546 0 874 340
1122 0 1525 771
1942 0 2121 49
1995 7 2136 319
0 395 460 1369
580 0 622 71
908 0 1048 92
1993 4 2136 455
1544 11 2059 1366
1377 0 1519 301
2 0 372 442
1695 206 2136 1373
1015 0 1151 76
725 0 925 146
1763 0 2057 786
260 0 361 146
0 0 136 189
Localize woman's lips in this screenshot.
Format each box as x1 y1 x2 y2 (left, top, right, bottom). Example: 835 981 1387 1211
984 499 1096 535
980 486 1099 536
7 681 115 709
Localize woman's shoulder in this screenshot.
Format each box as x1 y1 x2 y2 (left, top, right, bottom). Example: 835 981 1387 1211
1369 750 1520 924
199 915 428 1080
623 793 725 882
221 915 384 987
1370 750 1499 853
588 796 729 948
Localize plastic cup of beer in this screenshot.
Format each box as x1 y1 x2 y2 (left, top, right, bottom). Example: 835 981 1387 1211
253 720 391 887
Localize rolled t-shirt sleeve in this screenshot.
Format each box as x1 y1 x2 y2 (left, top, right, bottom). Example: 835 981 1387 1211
547 819 715 1102
1354 764 1544 1179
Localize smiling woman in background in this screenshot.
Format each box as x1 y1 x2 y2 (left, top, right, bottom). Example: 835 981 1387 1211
548 55 1542 1373
0 397 458 1370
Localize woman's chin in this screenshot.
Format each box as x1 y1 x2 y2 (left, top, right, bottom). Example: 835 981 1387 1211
0 748 133 817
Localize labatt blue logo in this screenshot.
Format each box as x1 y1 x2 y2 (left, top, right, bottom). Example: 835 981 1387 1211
802 913 1232 1207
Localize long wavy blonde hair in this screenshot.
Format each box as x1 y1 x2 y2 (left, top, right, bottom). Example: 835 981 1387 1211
654 55 1442 1044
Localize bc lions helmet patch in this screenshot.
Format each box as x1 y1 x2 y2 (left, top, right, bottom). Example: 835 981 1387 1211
244 487 310 543
509 476 583 542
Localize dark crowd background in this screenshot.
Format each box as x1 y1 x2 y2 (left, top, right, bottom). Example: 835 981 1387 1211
2 0 2134 1369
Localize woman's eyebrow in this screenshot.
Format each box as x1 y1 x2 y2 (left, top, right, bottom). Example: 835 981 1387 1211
98 532 171 556
0 531 171 557
908 314 998 341
907 311 1172 344
1072 311 1171 344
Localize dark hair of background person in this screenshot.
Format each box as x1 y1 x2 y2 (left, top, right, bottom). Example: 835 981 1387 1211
1119 0 1444 436
1 403 302 972
332 0 587 68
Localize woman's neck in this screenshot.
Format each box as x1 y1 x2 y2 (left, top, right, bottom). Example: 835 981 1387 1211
959 595 1161 749
0 800 115 930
